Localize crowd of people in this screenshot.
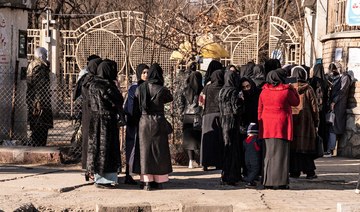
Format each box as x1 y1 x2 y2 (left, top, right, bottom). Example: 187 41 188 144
65 50 352 190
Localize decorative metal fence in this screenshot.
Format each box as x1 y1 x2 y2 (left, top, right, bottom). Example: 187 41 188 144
0 9 300 164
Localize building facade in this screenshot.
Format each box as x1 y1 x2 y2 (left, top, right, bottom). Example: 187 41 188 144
305 0 360 158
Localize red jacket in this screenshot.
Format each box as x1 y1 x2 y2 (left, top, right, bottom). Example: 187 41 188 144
258 83 300 141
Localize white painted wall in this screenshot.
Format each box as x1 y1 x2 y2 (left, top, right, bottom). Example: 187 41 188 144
0 7 28 141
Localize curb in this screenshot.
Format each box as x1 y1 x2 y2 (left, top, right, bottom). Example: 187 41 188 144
0 146 60 164
183 204 233 212
96 203 151 212
337 202 360 212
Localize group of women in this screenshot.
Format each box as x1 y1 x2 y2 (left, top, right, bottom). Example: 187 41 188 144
77 55 351 190
179 59 351 189
77 57 173 190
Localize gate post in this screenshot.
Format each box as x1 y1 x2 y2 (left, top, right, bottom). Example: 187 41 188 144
40 8 60 115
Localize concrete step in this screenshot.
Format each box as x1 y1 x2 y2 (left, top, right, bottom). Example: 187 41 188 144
0 146 61 164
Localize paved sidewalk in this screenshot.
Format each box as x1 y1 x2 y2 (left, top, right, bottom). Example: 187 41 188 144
0 157 359 211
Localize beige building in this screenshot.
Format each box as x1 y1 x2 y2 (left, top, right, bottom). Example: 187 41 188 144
304 0 360 158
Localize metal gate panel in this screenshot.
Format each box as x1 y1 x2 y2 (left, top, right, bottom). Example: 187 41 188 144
219 14 259 66
269 16 301 65
75 29 126 71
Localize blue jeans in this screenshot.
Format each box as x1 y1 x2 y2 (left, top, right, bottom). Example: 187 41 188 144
327 131 337 152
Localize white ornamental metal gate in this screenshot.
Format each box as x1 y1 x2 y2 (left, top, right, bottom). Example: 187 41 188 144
219 14 260 66
269 16 301 65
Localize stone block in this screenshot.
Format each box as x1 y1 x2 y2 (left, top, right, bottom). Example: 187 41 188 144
352 145 360 158
346 115 357 132
0 147 60 164
183 204 233 212
350 133 360 146
337 202 360 212
96 203 151 212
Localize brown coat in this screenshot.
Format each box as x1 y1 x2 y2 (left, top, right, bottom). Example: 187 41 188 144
291 82 319 154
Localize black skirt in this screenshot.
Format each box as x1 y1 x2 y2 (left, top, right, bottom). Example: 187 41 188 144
263 138 290 186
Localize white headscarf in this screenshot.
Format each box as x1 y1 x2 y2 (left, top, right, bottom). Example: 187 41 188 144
34 47 48 62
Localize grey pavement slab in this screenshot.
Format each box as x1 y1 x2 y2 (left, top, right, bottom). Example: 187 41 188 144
0 157 359 211
0 165 91 192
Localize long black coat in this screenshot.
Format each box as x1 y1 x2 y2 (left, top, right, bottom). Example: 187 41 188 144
26 58 53 130
86 78 123 176
134 83 173 175
330 73 352 134
218 71 244 184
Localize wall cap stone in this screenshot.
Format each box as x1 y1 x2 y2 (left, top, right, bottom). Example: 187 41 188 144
320 31 360 42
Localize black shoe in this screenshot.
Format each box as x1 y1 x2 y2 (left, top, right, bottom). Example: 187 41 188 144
245 182 257 188
289 173 300 178
124 176 137 185
203 166 208 171
277 185 290 190
150 182 163 189
306 174 318 179
95 183 116 189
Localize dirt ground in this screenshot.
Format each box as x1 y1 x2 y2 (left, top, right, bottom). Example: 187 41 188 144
0 157 359 211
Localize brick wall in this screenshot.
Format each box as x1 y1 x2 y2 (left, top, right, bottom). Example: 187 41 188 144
322 38 360 73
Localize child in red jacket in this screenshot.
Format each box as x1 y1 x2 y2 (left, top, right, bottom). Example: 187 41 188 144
243 123 262 188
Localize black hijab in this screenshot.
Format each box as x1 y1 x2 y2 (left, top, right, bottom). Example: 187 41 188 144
310 63 329 95
184 71 203 103
224 70 241 89
313 63 326 80
138 63 164 112
219 71 241 107
242 62 255 79
82 58 103 88
204 60 223 85
253 65 265 79
265 59 281 75
96 60 118 81
136 63 149 84
210 70 224 88
291 66 307 82
266 68 286 86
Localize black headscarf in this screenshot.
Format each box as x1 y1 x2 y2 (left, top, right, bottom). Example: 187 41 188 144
313 63 325 80
224 70 241 89
265 59 281 75
184 71 203 103
96 60 118 81
219 71 241 111
210 70 224 88
138 63 164 112
226 65 238 73
266 68 286 86
204 60 223 85
253 65 265 79
73 58 103 101
310 63 329 95
242 62 255 79
282 64 295 77
291 66 307 82
136 63 149 84
82 58 103 88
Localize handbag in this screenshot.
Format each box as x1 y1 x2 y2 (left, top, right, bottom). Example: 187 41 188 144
326 111 335 125
165 119 173 135
314 134 324 159
193 114 202 130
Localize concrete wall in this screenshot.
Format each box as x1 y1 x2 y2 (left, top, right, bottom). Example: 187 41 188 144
339 82 360 158
0 7 28 141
